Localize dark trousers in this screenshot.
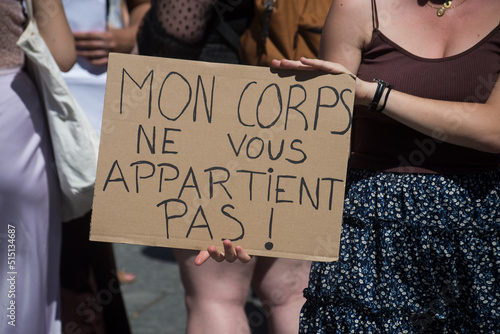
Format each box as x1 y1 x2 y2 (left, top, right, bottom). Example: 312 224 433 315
60 211 131 334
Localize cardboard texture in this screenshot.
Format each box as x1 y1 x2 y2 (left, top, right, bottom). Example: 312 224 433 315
90 53 355 262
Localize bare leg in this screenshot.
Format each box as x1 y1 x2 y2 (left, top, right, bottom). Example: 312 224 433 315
173 249 258 334
252 258 311 334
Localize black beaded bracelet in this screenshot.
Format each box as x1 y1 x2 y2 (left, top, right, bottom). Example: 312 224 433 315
370 79 390 112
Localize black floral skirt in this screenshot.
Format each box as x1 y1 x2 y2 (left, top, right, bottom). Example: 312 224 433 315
300 168 500 333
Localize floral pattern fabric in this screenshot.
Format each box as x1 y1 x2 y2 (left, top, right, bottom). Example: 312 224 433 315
300 168 500 333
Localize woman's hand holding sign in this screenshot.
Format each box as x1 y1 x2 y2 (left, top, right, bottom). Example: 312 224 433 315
195 239 252 265
271 57 372 108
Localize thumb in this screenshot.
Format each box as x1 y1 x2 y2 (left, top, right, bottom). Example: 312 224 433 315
194 251 210 266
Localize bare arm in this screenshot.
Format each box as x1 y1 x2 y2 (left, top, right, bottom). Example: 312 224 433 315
114 0 151 53
126 0 151 27
33 0 76 71
379 79 500 153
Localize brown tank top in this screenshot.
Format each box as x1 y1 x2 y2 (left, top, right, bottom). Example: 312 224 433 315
350 0 500 174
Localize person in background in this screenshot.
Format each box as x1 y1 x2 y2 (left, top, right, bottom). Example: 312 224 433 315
59 0 149 333
0 0 76 333
268 0 500 332
137 1 311 333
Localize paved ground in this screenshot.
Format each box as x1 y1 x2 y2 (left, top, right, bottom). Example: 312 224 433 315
113 243 269 334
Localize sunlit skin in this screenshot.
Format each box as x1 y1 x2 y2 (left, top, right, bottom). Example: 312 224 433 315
33 0 76 71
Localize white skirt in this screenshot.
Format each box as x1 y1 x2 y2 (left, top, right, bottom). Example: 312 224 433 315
0 67 61 334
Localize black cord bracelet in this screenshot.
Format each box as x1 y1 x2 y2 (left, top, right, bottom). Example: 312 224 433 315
377 85 393 113
370 79 389 112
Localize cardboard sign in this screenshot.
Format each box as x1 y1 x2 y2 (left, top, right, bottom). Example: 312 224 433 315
90 53 355 262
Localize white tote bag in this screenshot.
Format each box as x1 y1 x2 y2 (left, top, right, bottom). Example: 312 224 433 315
17 0 99 221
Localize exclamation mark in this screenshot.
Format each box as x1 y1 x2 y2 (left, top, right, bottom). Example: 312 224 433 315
265 207 274 250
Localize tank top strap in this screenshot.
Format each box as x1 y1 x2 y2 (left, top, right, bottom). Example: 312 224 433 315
371 0 379 30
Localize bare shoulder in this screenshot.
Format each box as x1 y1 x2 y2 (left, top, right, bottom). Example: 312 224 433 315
330 0 371 12
321 0 373 50
325 0 373 43
328 0 373 22
318 0 373 71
